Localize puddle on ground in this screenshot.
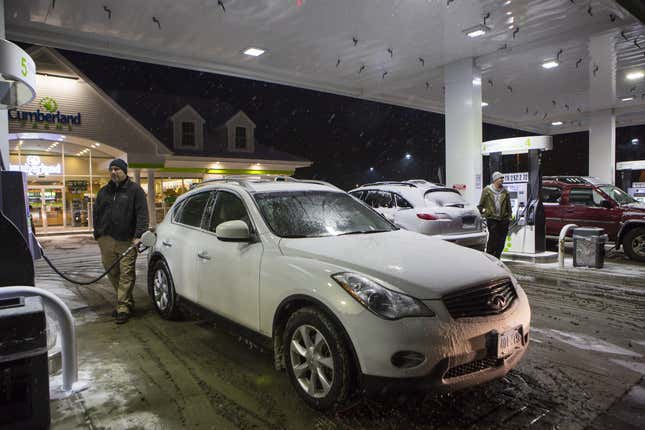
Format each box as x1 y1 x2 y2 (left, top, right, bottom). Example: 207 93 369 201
531 328 642 357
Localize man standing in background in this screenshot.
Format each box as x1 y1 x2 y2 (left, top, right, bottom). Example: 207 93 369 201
93 159 148 324
478 171 512 259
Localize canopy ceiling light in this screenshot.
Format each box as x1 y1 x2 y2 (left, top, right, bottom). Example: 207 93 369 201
551 121 563 126
481 102 489 107
626 71 644 81
463 24 489 38
542 60 559 69
243 48 265 57
621 97 634 101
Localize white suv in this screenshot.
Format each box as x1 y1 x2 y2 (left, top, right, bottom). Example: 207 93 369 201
349 180 487 251
145 177 530 410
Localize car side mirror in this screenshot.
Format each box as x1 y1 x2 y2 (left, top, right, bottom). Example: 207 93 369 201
216 220 251 242
140 230 157 248
600 200 612 209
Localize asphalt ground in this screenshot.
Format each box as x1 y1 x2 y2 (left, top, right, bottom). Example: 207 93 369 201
31 235 645 430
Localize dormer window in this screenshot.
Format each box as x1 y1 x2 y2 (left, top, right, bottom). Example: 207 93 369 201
171 105 204 151
181 122 195 147
235 127 247 149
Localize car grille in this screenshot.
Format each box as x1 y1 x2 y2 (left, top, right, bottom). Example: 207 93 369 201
444 357 500 379
442 278 517 319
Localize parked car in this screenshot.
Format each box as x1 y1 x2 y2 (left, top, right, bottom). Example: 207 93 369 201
146 177 530 410
349 180 487 251
542 176 645 261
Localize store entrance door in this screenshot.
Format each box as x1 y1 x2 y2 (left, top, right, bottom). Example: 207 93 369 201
27 186 65 233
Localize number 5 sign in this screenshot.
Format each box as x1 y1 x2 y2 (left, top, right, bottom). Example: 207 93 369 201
0 39 36 107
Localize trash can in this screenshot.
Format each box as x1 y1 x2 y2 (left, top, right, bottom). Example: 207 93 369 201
0 296 50 430
572 227 607 268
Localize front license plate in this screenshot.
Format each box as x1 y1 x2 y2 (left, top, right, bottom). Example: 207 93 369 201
497 328 523 358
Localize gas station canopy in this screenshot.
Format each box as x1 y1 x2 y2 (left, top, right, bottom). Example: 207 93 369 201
5 0 645 135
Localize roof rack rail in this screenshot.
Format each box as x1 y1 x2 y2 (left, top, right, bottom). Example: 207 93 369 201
189 177 256 191
543 176 592 185
189 175 342 191
272 176 342 190
361 181 418 188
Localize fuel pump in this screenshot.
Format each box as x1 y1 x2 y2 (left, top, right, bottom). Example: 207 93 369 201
482 136 553 257
0 40 38 286
617 160 645 203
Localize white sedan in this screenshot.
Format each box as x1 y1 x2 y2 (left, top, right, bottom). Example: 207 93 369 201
144 178 530 410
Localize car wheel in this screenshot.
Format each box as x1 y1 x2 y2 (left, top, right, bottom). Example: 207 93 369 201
149 259 181 319
283 307 353 410
623 227 645 262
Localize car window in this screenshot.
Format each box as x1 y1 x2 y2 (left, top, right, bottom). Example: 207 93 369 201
177 192 211 227
363 190 378 207
568 188 604 206
541 186 562 203
208 191 251 232
424 189 466 208
172 199 185 222
349 190 364 200
395 194 413 208
253 191 395 238
599 185 637 205
366 191 394 208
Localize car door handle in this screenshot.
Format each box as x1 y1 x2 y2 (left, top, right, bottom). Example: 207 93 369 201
197 251 211 260
162 240 173 247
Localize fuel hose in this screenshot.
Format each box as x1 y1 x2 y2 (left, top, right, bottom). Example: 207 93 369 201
37 241 147 285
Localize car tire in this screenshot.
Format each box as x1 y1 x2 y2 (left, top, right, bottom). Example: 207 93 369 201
148 259 181 320
623 227 645 262
283 307 353 411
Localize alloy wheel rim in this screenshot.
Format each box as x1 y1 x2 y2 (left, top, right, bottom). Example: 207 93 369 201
153 269 169 311
289 324 334 398
632 234 645 257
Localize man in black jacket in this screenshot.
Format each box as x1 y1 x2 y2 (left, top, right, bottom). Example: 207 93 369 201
93 159 149 324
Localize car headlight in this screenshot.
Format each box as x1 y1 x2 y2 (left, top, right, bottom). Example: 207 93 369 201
332 272 435 320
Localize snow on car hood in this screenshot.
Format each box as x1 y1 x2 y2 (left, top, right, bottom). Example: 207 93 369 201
279 229 509 299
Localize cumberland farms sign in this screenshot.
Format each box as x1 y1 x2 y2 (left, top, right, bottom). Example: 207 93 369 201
9 96 82 131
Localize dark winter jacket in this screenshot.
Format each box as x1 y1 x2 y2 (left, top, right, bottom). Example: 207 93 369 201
478 185 512 221
93 178 149 241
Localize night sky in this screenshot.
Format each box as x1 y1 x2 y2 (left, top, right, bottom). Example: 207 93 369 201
25 45 645 188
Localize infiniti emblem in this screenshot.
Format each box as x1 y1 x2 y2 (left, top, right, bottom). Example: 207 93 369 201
488 294 507 311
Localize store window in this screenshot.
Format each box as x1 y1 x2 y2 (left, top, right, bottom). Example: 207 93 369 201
235 127 247 149
181 122 196 147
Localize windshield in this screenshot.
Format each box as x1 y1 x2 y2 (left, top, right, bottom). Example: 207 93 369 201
599 185 638 205
424 189 467 208
254 191 396 238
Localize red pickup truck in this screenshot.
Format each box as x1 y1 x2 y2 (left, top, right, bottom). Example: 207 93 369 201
542 176 645 262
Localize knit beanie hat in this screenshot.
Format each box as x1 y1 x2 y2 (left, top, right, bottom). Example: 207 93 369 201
109 158 128 175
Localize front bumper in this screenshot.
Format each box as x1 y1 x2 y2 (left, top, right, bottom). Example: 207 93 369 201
359 344 528 393
342 285 531 392
435 231 488 250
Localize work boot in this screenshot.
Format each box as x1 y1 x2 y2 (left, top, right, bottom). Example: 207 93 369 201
115 312 129 324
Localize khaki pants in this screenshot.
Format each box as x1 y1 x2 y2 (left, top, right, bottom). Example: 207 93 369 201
97 236 137 314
